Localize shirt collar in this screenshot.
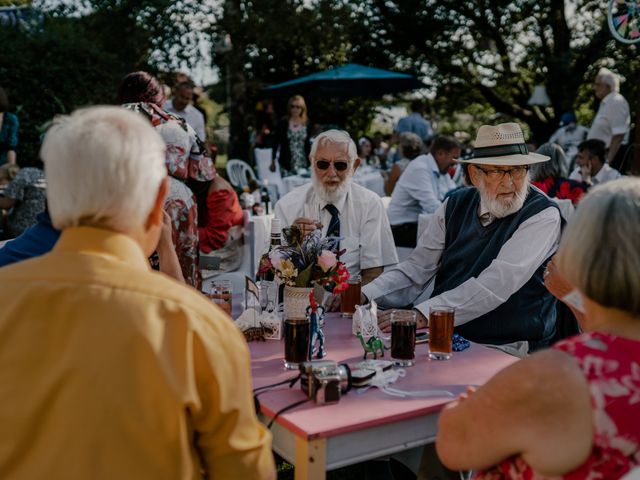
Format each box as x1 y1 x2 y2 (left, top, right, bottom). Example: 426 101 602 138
478 197 494 225
425 153 441 176
601 92 615 105
53 226 151 271
593 164 610 183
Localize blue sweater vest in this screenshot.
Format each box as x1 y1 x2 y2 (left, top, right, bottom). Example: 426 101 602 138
432 187 558 349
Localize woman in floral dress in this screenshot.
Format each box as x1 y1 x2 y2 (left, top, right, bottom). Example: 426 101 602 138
117 72 216 289
271 95 312 175
436 178 640 479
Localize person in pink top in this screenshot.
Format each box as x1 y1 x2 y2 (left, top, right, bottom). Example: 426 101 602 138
436 178 640 479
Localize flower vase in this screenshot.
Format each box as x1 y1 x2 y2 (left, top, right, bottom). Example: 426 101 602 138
283 285 314 320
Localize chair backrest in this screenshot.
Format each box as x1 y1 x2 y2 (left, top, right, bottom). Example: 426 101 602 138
226 159 256 189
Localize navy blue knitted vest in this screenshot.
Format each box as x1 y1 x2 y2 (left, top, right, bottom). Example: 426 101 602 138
432 187 558 349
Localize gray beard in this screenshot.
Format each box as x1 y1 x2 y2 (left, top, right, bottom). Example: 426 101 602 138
311 171 352 204
478 179 530 218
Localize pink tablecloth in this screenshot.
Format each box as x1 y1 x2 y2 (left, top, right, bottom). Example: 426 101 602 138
249 314 517 440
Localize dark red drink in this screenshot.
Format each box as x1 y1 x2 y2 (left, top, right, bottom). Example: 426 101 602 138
341 275 362 317
283 319 310 369
429 307 455 360
391 320 417 361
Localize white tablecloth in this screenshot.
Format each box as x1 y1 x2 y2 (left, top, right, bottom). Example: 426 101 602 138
249 214 273 270
280 166 385 197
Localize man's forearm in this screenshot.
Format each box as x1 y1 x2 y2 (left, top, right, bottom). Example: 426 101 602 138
607 135 623 163
361 266 383 285
157 246 185 283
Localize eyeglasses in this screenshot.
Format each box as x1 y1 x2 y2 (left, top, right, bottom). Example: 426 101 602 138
474 165 529 181
315 160 349 171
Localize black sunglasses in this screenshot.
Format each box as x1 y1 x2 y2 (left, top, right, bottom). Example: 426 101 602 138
316 160 349 171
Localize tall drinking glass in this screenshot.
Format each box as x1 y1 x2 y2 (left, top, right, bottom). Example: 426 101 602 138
207 280 232 316
428 306 455 360
391 310 417 366
283 319 311 370
341 274 362 318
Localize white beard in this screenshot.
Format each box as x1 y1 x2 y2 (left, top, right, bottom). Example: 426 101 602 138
478 176 529 218
311 169 353 204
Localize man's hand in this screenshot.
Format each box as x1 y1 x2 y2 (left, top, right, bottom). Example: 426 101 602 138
269 162 277 172
157 210 175 253
579 163 592 183
293 217 322 236
377 308 428 332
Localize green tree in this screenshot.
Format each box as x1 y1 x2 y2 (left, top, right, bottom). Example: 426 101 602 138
209 0 411 159
368 0 637 142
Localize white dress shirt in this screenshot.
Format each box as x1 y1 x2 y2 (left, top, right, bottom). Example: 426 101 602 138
274 182 398 275
569 163 622 185
363 193 562 325
164 100 206 142
549 124 589 162
588 92 630 147
386 153 457 225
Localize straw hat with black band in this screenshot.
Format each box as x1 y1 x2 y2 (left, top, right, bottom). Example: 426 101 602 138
460 123 550 166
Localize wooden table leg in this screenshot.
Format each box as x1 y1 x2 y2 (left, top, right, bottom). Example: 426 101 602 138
295 436 326 480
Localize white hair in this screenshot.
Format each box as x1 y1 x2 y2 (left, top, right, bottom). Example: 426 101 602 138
309 129 357 164
557 178 640 315
597 67 620 93
40 106 167 232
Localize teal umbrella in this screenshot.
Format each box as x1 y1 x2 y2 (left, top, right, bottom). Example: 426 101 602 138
264 63 427 98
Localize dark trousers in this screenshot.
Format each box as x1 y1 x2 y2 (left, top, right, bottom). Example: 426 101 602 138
391 222 418 248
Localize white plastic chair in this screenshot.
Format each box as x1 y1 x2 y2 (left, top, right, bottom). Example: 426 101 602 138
226 159 257 190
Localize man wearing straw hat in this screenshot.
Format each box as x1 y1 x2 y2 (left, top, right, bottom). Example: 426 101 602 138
363 123 562 356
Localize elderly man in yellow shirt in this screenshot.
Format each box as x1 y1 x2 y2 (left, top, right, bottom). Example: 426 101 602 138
0 107 275 480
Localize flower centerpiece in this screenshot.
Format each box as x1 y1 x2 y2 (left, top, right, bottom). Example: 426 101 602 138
257 225 350 319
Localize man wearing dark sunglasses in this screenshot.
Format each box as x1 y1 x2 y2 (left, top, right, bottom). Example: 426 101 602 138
274 130 397 298
363 123 563 357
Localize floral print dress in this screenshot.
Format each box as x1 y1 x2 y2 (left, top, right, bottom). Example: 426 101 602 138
122 102 216 289
288 124 308 173
475 332 640 479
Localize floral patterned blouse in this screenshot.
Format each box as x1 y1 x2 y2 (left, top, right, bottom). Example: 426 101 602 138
122 102 216 182
475 332 640 479
288 124 308 173
4 167 46 238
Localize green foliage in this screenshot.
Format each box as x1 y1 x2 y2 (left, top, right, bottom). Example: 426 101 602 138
367 0 635 141
0 16 137 161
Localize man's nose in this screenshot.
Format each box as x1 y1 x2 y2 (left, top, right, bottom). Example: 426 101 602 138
327 163 338 174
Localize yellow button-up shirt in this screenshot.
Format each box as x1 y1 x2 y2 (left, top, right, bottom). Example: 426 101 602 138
0 227 274 479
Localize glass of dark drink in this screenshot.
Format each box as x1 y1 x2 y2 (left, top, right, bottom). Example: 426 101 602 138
283 319 311 370
207 280 232 316
391 310 417 366
428 306 455 360
341 274 362 318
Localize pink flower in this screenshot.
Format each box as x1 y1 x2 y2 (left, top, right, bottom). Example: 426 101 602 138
317 250 337 272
